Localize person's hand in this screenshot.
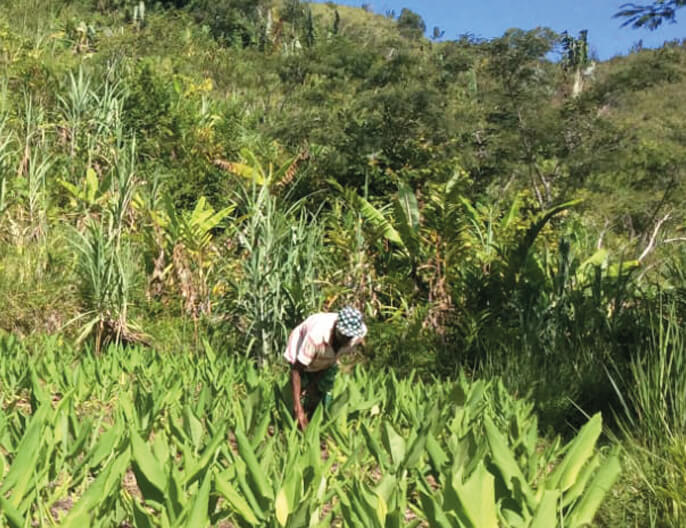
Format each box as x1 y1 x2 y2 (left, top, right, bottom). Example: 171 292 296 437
296 411 309 430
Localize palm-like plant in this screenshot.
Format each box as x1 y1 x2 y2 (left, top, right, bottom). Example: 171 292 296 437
615 0 686 30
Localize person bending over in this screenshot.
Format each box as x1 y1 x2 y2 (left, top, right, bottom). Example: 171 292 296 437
284 306 367 430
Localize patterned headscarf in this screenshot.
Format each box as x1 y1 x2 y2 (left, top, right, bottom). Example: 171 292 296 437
336 306 366 338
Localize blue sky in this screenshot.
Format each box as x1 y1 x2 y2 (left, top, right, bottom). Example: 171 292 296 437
332 0 685 60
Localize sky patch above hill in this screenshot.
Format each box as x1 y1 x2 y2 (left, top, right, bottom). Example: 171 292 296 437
332 0 685 60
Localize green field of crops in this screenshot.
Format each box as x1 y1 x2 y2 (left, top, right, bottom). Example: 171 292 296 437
0 335 619 527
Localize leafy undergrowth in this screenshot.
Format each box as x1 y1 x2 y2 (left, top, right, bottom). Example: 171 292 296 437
0 335 619 527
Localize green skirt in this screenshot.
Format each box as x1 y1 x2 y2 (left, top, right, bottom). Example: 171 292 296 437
301 365 338 409
280 365 339 419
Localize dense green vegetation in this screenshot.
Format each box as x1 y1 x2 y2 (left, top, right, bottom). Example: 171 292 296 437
0 337 621 526
0 0 684 525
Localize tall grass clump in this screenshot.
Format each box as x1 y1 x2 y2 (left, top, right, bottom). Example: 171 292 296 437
224 177 328 362
70 140 143 352
608 304 686 526
0 114 14 220
0 230 76 336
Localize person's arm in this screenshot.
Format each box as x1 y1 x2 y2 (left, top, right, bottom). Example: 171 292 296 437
291 363 309 430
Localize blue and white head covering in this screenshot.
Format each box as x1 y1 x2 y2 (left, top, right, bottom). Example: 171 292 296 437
336 306 366 338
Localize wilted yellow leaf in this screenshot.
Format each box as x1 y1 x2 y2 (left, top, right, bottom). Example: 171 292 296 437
275 487 289 526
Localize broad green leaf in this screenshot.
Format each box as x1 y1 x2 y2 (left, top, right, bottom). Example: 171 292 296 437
361 424 390 469
305 404 323 448
426 433 449 475
185 471 211 528
567 450 621 528
288 498 312 528
271 154 300 186
451 462 498 528
1 404 48 506
577 249 608 277
167 466 186 522
0 495 25 528
234 429 274 503
338 487 363 526
501 196 522 229
402 429 427 470
356 195 404 247
61 450 130 527
58 178 81 199
283 462 302 513
183 406 204 449
547 413 602 492
232 456 265 518
381 422 406 469
133 500 156 528
500 507 527 527
396 181 420 231
214 471 260 525
418 492 454 528
530 490 559 528
152 431 171 469
484 416 534 506
563 453 601 507
223 161 265 185
350 481 380 526
85 168 98 204
393 199 421 258
190 422 227 484
30 367 50 408
376 493 388 524
130 427 167 502
445 169 465 200
607 260 640 278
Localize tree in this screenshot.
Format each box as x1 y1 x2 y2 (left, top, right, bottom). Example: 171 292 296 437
397 8 426 39
615 0 686 29
432 26 445 41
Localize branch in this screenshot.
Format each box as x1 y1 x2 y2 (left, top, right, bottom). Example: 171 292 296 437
615 1 684 30
637 262 657 282
638 213 670 262
597 219 610 250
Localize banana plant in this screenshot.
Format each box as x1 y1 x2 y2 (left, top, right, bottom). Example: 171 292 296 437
333 179 421 266
59 167 110 215
144 194 234 318
217 147 304 189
